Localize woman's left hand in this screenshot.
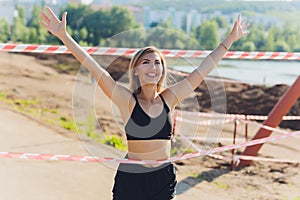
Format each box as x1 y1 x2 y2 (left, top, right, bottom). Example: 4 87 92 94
40 6 68 40
230 14 250 42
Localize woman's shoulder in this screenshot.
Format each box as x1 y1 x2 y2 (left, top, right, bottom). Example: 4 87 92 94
159 89 174 111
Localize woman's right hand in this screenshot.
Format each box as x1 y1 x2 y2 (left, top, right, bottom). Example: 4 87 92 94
40 6 68 39
229 14 250 42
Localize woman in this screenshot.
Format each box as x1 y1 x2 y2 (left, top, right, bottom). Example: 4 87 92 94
40 6 249 200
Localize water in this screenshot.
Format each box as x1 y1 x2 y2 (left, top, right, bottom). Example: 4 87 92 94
171 60 300 86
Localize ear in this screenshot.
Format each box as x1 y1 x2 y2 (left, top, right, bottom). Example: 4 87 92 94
133 68 138 76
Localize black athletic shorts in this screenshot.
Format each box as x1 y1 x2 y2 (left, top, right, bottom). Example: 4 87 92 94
112 163 177 200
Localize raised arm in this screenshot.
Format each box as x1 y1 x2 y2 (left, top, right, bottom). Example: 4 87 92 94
165 14 250 108
39 6 131 108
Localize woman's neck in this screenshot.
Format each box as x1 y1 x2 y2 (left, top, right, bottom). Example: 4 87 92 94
138 85 158 102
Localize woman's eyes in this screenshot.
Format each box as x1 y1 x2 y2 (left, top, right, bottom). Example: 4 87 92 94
141 61 161 65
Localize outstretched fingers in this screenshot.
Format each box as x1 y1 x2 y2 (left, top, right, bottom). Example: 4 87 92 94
39 20 47 29
241 18 247 27
241 18 250 35
39 11 49 27
243 25 250 36
230 14 250 41
237 14 250 36
40 11 50 23
45 6 59 21
238 14 241 23
39 6 67 37
241 17 250 28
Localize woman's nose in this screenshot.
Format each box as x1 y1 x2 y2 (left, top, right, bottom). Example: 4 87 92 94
150 62 156 68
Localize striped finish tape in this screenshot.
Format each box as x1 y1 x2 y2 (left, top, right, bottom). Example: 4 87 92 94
1 43 300 60
1 130 299 165
175 109 300 121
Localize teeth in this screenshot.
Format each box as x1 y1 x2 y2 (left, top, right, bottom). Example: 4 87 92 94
146 73 157 77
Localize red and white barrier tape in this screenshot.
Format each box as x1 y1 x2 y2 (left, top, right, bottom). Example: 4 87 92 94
175 109 300 121
208 153 300 164
175 116 234 126
186 136 246 143
3 43 298 85
179 132 300 164
1 131 299 165
1 43 300 60
237 118 292 135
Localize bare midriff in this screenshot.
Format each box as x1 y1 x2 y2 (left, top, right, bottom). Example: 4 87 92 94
127 139 171 166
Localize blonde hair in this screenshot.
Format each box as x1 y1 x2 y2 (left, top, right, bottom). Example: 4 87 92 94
129 46 167 94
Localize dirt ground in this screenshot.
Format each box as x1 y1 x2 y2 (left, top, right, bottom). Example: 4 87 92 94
0 52 300 200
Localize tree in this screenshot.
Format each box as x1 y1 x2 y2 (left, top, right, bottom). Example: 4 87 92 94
241 41 256 51
27 4 48 43
24 27 37 44
63 3 93 43
104 28 147 48
275 40 290 52
0 18 10 42
159 17 173 29
194 20 219 50
85 6 137 46
287 34 297 51
212 16 227 28
145 27 198 50
63 3 93 31
85 9 108 46
253 23 266 51
263 28 276 51
12 5 26 42
107 6 136 37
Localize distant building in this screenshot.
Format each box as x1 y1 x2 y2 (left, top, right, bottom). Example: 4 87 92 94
0 1 15 25
92 0 107 9
0 0 67 25
168 7 185 30
253 13 282 27
127 5 144 25
143 6 150 27
0 0 284 37
186 10 202 35
68 0 81 3
143 7 183 28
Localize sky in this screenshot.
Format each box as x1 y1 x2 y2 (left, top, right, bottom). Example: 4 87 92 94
81 0 94 5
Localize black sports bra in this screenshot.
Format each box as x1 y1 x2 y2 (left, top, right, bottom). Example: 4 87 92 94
124 93 172 140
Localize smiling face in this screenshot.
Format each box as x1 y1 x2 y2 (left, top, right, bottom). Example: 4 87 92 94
129 46 167 94
135 52 163 86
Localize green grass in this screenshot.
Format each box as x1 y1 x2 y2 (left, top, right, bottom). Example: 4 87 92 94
180 147 194 153
13 98 39 106
43 107 58 114
0 90 76 131
214 181 228 189
0 89 127 151
0 91 12 104
85 113 97 137
58 63 70 71
190 173 203 179
0 91 7 99
170 148 178 157
283 197 300 200
101 135 126 151
58 116 77 131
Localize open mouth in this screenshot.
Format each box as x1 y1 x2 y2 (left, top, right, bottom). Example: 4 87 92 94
146 72 157 78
